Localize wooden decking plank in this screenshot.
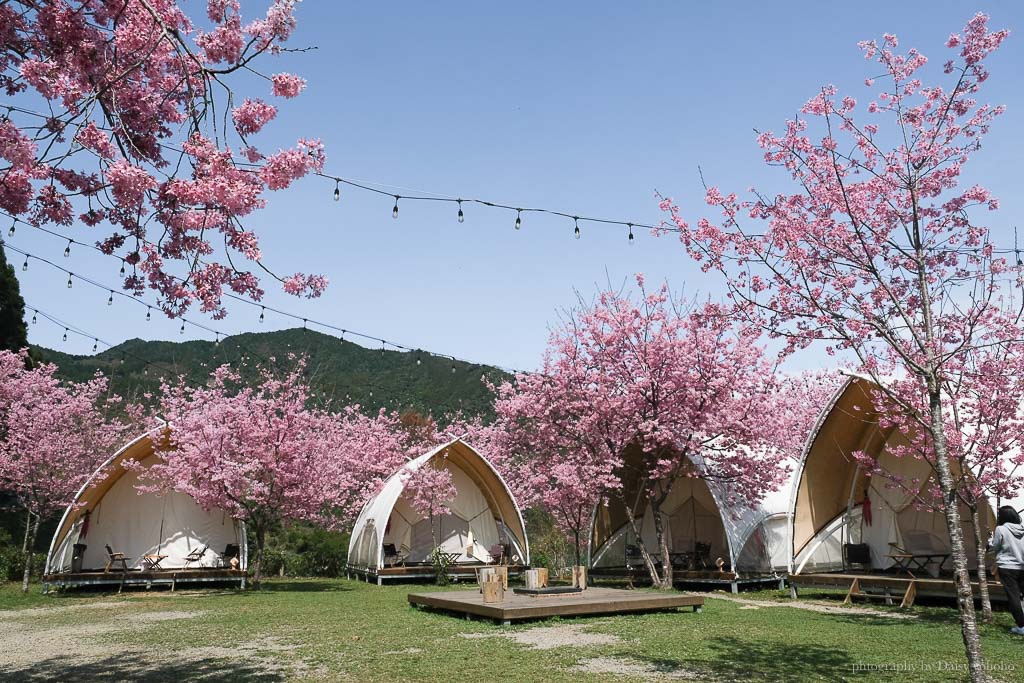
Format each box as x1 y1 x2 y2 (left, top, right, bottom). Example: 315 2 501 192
408 587 703 622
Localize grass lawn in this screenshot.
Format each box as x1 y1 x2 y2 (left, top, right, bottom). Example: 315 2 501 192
1 579 1022 682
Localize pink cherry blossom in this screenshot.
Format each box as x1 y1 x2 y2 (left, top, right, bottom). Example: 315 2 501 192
659 15 1013 677
2 0 325 317
0 350 139 591
271 73 306 98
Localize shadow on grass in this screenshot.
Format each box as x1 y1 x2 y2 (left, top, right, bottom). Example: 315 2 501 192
704 636 856 680
254 579 354 593
7 653 285 683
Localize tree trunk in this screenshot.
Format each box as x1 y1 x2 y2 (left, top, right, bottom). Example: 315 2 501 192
21 513 39 593
928 389 987 682
970 504 992 623
573 528 582 568
251 525 266 589
650 498 673 590
22 510 32 554
621 494 662 586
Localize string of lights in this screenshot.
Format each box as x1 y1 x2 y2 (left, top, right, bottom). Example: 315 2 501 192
23 301 184 379
0 211 528 376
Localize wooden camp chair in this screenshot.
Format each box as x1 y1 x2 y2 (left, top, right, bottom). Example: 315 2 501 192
104 544 130 573
694 542 712 570
182 546 208 569
383 543 407 568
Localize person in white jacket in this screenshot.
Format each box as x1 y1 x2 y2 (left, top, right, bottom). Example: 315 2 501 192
991 506 1024 635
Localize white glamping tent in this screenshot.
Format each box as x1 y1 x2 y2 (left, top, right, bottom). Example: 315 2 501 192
588 443 793 582
347 439 529 584
43 430 247 589
790 375 1024 576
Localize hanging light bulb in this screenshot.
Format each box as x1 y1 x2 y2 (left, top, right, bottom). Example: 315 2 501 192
259 306 265 324
146 307 151 322
392 196 400 219
63 328 68 342
119 260 126 276
21 257 28 271
416 354 422 366
7 221 14 237
143 363 149 376
92 339 98 353
333 180 341 202
451 362 457 374
107 290 114 306
302 318 307 330
66 274 73 288
215 333 220 346
380 342 385 355
628 223 635 245
180 320 185 335
574 217 581 240
515 209 522 230
64 240 72 257
457 199 464 223
31 311 37 325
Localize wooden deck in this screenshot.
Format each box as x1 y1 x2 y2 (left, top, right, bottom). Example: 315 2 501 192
408 586 704 624
590 567 785 593
348 563 526 585
42 568 246 591
790 572 1008 608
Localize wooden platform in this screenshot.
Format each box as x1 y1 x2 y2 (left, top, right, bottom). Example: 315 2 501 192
348 563 526 585
408 587 704 624
591 567 785 593
42 568 246 591
790 572 1008 608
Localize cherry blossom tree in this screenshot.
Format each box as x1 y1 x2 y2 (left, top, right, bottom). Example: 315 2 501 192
658 15 1013 677
402 459 457 545
143 360 354 587
1 1 326 318
493 277 794 589
0 349 137 591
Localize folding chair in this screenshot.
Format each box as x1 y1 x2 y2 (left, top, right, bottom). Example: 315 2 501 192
383 543 407 568
182 545 208 569
104 544 130 573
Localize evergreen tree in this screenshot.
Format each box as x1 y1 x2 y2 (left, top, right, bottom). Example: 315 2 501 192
0 248 28 353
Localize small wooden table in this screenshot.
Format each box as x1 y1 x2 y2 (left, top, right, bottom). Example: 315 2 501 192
886 552 950 577
142 554 168 570
438 552 462 565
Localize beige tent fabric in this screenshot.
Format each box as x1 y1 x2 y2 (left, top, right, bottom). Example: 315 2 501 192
591 475 729 570
791 375 996 573
382 461 501 564
346 439 529 571
45 430 245 575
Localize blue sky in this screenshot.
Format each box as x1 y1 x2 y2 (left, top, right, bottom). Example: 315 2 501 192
13 1 1024 372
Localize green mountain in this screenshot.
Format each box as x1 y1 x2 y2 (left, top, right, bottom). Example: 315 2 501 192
34 328 508 419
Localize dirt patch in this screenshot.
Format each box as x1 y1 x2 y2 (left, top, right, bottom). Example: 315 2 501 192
461 624 622 650
574 656 704 680
707 593 914 619
0 606 318 681
0 600 129 620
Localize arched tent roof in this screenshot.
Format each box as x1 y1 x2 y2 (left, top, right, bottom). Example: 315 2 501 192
45 428 247 575
588 443 792 575
346 438 529 572
789 374 1018 574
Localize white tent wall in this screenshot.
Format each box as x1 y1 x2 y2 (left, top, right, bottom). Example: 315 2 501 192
75 456 241 571
790 374 998 575
382 462 501 564
44 430 246 577
346 439 530 573
590 462 793 576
